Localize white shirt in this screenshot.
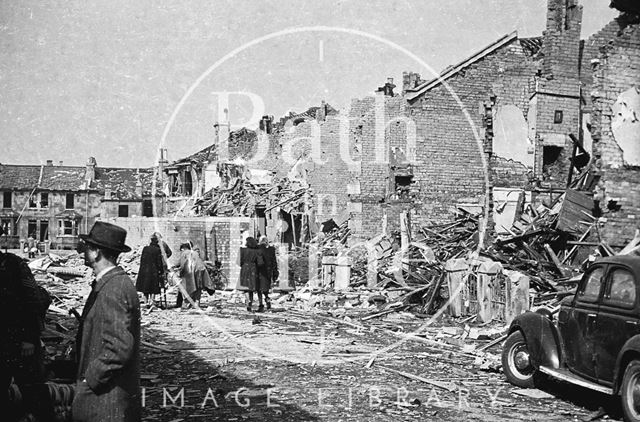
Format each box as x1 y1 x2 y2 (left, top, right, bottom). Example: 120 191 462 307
95 265 116 282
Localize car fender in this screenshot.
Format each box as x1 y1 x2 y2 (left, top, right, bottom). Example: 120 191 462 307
613 335 640 393
508 311 562 369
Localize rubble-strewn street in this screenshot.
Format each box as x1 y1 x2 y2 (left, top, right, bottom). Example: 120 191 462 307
39 284 624 421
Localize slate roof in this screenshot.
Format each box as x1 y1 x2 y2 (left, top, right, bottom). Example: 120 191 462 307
0 163 162 200
0 165 42 190
95 167 162 200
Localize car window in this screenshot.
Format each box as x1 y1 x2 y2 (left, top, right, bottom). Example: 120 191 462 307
605 268 636 308
578 267 605 302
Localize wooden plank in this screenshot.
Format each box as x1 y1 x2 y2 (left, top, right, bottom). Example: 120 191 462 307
557 189 593 233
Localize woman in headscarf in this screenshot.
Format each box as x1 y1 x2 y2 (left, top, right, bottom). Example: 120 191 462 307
236 237 263 312
136 234 165 308
257 236 278 311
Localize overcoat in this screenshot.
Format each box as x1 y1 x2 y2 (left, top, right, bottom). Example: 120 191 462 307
192 251 215 292
135 243 164 295
236 247 263 291
257 245 278 292
178 250 196 297
72 267 141 422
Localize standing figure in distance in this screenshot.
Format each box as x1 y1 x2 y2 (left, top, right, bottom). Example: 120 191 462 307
236 237 263 312
174 242 197 309
135 233 165 308
72 222 141 422
192 245 215 306
257 236 278 311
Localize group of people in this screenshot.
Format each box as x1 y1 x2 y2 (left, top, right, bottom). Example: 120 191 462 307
237 235 278 312
134 233 216 309
2 221 282 421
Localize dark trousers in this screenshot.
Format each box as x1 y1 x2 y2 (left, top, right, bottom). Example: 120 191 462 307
176 290 201 308
247 291 270 305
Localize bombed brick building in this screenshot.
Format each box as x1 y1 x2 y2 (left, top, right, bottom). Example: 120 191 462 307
161 0 639 245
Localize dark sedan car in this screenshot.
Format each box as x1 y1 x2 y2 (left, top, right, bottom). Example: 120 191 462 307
502 256 640 422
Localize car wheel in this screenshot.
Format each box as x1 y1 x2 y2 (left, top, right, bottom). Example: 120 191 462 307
621 360 640 422
502 330 535 388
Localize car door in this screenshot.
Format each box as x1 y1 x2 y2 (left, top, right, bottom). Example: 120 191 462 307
559 264 605 381
593 265 640 385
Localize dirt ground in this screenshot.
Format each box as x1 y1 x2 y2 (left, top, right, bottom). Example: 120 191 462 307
131 292 623 422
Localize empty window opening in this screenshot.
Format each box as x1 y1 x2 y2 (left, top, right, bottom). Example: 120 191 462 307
3 191 12 209
118 205 129 217
142 200 154 217
543 146 563 166
65 193 75 210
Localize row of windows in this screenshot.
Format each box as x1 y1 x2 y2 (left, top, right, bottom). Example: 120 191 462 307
2 191 75 209
1 218 76 239
2 191 155 217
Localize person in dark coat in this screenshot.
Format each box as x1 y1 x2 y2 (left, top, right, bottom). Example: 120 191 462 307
72 222 140 422
153 232 173 262
135 234 166 308
257 236 278 311
236 237 263 312
0 227 51 421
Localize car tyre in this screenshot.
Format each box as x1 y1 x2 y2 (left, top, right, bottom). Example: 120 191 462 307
621 359 640 422
502 330 536 388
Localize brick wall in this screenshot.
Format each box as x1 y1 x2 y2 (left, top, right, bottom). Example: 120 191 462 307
533 0 583 187
490 156 532 189
589 19 640 245
349 39 540 237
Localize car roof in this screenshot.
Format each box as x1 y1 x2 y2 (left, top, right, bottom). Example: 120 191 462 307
594 255 640 275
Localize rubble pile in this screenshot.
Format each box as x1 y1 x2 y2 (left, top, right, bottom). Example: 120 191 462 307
193 176 313 217
194 177 269 216
485 198 565 292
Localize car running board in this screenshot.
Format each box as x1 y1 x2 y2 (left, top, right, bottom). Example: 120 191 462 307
539 366 613 395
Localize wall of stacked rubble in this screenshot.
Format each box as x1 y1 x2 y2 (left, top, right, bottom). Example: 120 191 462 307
590 18 640 245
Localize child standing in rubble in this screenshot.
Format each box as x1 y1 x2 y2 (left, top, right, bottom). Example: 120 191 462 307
237 237 263 312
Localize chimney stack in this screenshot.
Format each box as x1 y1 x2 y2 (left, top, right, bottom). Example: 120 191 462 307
135 176 143 198
376 78 396 97
85 157 97 185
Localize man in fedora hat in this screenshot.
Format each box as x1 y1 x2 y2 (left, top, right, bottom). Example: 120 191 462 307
72 222 141 422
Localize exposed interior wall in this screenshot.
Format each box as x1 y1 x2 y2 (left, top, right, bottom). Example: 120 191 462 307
493 104 534 167
590 18 640 245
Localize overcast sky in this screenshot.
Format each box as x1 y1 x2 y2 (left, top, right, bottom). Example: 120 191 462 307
0 0 618 168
